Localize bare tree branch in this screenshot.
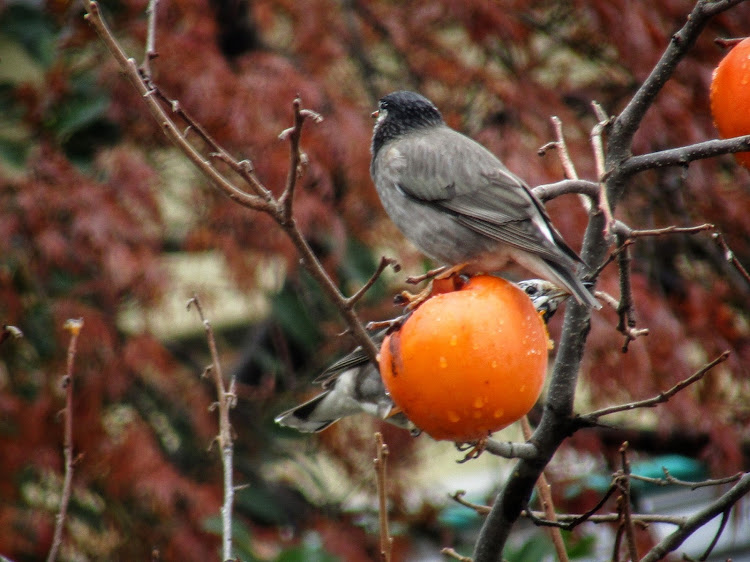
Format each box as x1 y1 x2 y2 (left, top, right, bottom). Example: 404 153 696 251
373 432 393 562
187 296 235 561
640 472 750 562
441 548 473 561
584 351 729 420
608 0 750 187
520 417 569 562
83 0 380 364
629 470 743 491
713 230 750 286
533 179 600 202
483 438 539 460
47 318 84 562
617 443 639 562
620 135 750 177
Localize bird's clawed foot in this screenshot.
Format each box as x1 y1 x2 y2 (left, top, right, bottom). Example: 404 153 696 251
397 264 471 311
456 437 488 463
366 312 411 334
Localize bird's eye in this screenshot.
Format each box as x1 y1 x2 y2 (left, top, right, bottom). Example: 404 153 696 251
524 285 538 296
380 100 389 109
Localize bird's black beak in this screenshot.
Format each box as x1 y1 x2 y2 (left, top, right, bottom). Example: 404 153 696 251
371 110 379 119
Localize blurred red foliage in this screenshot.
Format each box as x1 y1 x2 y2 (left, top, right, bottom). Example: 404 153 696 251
1 0 750 559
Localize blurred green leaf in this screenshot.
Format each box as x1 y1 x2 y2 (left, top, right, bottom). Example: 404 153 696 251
504 533 554 562
52 86 110 141
0 4 57 68
0 137 29 167
567 532 596 559
274 536 338 562
235 485 290 526
270 277 324 354
202 515 260 562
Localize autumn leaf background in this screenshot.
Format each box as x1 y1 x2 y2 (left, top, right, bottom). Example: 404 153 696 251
1 1 749 560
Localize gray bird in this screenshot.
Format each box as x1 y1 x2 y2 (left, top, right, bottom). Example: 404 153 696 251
370 91 600 309
274 278 571 433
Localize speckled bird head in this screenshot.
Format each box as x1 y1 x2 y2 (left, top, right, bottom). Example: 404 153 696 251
371 91 444 156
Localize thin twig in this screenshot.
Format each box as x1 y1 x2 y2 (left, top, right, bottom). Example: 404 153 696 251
84 4 273 213
590 101 615 235
612 495 625 562
278 98 323 222
585 351 730 420
150 88 273 201
533 179 601 202
541 115 597 213
713 230 750 286
373 432 393 562
615 231 644 352
520 417 569 562
699 507 730 561
629 470 743 490
617 443 639 562
47 318 84 562
84 1 379 364
619 135 750 178
186 296 235 562
441 548 473 561
451 491 491 515
526 484 619 531
629 223 715 238
640 472 750 562
526 510 682 527
140 0 158 75
345 256 400 309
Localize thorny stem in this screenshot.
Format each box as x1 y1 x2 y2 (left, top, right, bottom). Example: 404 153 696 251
187 296 235 562
141 0 158 74
47 318 84 562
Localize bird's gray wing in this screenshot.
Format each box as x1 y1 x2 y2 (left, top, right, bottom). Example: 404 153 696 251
443 179 583 265
312 331 385 388
388 127 580 264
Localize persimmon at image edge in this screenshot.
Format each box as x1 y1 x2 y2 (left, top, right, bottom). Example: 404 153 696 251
379 276 549 442
710 37 750 169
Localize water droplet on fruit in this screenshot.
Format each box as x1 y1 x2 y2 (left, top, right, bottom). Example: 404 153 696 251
448 411 460 423
450 334 458 346
493 408 504 418
474 397 485 408
519 384 526 392
491 360 497 368
439 356 448 368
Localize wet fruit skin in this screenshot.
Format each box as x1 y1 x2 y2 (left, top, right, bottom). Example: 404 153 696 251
379 275 549 442
710 37 750 169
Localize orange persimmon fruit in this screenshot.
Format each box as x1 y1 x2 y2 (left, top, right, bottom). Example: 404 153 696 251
379 275 549 442
710 37 750 169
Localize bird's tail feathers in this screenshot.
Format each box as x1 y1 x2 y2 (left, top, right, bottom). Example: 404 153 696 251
542 259 601 309
513 251 600 309
274 392 339 433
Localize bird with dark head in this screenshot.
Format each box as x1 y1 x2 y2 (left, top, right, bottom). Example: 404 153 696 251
370 91 600 309
274 279 571 433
